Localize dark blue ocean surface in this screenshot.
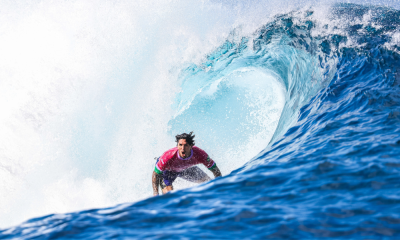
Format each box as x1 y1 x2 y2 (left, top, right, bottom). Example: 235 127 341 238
2 3 400 239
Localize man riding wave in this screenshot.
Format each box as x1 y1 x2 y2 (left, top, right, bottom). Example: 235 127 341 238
152 132 222 196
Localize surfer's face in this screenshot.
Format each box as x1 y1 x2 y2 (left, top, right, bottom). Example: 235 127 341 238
177 139 192 159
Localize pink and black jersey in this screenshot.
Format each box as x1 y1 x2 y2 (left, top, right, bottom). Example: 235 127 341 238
154 146 216 174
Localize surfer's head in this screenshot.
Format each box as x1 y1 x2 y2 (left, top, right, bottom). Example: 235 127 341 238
175 132 195 146
176 132 195 159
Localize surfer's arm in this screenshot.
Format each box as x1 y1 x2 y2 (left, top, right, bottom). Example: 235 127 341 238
152 171 162 196
203 154 221 178
210 165 222 178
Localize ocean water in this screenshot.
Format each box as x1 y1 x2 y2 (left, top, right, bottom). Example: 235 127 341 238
1 0 400 239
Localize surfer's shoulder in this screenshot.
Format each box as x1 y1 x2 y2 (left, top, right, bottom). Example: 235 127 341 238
192 146 207 155
161 147 178 160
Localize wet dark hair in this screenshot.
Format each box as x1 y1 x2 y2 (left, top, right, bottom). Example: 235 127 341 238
175 132 195 146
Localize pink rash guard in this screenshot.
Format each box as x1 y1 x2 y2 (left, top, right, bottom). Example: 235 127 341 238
154 146 216 174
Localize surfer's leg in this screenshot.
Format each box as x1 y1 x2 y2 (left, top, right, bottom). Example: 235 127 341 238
179 166 211 183
160 171 178 194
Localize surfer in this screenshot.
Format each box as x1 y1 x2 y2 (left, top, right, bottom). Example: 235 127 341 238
152 132 222 196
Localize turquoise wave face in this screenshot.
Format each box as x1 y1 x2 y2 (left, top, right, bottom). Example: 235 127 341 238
170 67 285 173
169 18 332 175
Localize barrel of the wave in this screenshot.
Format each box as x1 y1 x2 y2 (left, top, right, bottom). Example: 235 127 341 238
152 132 222 195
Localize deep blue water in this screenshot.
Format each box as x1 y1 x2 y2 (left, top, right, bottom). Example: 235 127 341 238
2 3 400 239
